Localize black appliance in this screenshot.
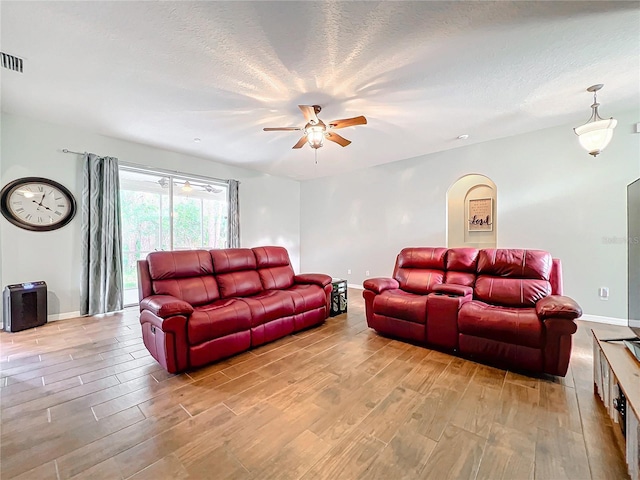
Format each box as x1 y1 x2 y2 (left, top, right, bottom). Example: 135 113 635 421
3 281 47 332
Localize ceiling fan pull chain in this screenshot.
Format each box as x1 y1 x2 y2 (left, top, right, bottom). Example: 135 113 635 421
314 148 318 165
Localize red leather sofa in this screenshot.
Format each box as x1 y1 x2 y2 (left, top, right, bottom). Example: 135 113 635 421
137 246 332 373
363 248 582 376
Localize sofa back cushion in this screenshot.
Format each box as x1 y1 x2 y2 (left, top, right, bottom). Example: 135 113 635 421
444 248 478 287
211 248 263 298
252 246 295 290
474 249 552 307
147 250 220 306
393 247 447 294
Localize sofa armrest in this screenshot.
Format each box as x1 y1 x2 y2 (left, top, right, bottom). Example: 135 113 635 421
363 277 399 294
536 295 582 321
140 295 194 318
294 273 332 287
432 284 473 297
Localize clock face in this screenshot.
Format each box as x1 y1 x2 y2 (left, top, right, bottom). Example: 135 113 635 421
0 177 77 231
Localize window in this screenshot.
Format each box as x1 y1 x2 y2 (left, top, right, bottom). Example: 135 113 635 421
119 167 229 305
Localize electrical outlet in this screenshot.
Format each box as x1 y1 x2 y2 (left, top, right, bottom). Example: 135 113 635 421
365 270 370 276
598 287 609 300
347 269 351 275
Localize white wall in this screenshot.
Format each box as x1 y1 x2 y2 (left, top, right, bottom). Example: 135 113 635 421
0 113 300 319
301 110 640 321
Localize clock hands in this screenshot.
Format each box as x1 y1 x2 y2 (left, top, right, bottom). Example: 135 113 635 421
32 196 53 212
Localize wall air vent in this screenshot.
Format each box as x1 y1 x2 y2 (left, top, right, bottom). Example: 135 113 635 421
1 52 24 73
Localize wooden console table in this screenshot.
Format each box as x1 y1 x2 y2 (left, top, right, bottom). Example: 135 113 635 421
593 329 640 480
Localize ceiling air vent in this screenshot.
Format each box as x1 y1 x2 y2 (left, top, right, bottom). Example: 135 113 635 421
1 52 24 73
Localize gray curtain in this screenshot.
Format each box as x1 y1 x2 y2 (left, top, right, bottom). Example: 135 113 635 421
80 153 123 315
229 179 240 248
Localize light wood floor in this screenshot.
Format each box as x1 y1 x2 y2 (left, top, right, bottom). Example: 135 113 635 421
0 290 630 480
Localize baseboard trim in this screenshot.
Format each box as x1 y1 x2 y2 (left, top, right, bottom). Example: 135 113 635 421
47 311 83 322
348 283 364 290
580 314 627 326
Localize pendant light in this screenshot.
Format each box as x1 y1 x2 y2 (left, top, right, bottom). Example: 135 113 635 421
573 84 617 157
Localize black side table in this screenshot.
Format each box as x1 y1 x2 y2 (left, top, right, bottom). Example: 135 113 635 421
330 278 347 317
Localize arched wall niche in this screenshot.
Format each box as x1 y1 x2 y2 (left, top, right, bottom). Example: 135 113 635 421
447 174 497 248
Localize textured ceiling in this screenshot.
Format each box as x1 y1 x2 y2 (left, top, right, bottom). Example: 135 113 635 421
1 1 639 180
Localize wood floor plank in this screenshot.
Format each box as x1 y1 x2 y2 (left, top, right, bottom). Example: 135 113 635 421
1 405 146 479
475 423 535 480
91 374 192 419
495 380 540 439
421 424 485 480
400 353 449 394
301 428 386 480
54 404 190 479
180 445 249 480
251 429 332 480
68 458 124 480
537 380 582 434
0 374 82 408
534 423 591 480
1 374 121 424
7 461 59 480
472 363 507 390
126 454 190 480
173 402 281 469
231 403 327 472
357 385 422 443
113 402 236 479
449 382 502 439
402 385 462 442
360 424 437 480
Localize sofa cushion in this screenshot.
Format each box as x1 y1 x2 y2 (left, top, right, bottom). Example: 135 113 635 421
458 301 543 348
147 250 213 279
287 284 327 313
188 299 252 345
211 248 257 273
253 246 290 268
253 246 295 290
216 270 263 298
474 277 551 308
444 248 478 287
373 289 429 324
240 290 296 327
393 247 447 294
477 249 552 280
395 247 447 269
474 249 552 307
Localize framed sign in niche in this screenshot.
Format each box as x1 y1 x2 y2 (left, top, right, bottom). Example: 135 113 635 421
468 198 493 232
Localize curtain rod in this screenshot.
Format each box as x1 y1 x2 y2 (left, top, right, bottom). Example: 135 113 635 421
62 149 236 185
62 148 85 155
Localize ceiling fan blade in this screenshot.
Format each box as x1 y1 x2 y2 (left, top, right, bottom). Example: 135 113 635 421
299 105 319 125
328 116 367 129
263 127 302 131
325 132 351 147
292 135 308 149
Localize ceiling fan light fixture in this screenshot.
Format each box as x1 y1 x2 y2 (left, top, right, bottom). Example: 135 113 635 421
574 84 617 157
306 125 325 149
181 181 193 192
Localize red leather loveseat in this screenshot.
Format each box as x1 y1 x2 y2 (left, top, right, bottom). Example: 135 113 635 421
137 246 332 373
363 248 582 376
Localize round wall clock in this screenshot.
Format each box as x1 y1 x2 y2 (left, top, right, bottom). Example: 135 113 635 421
0 177 77 231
